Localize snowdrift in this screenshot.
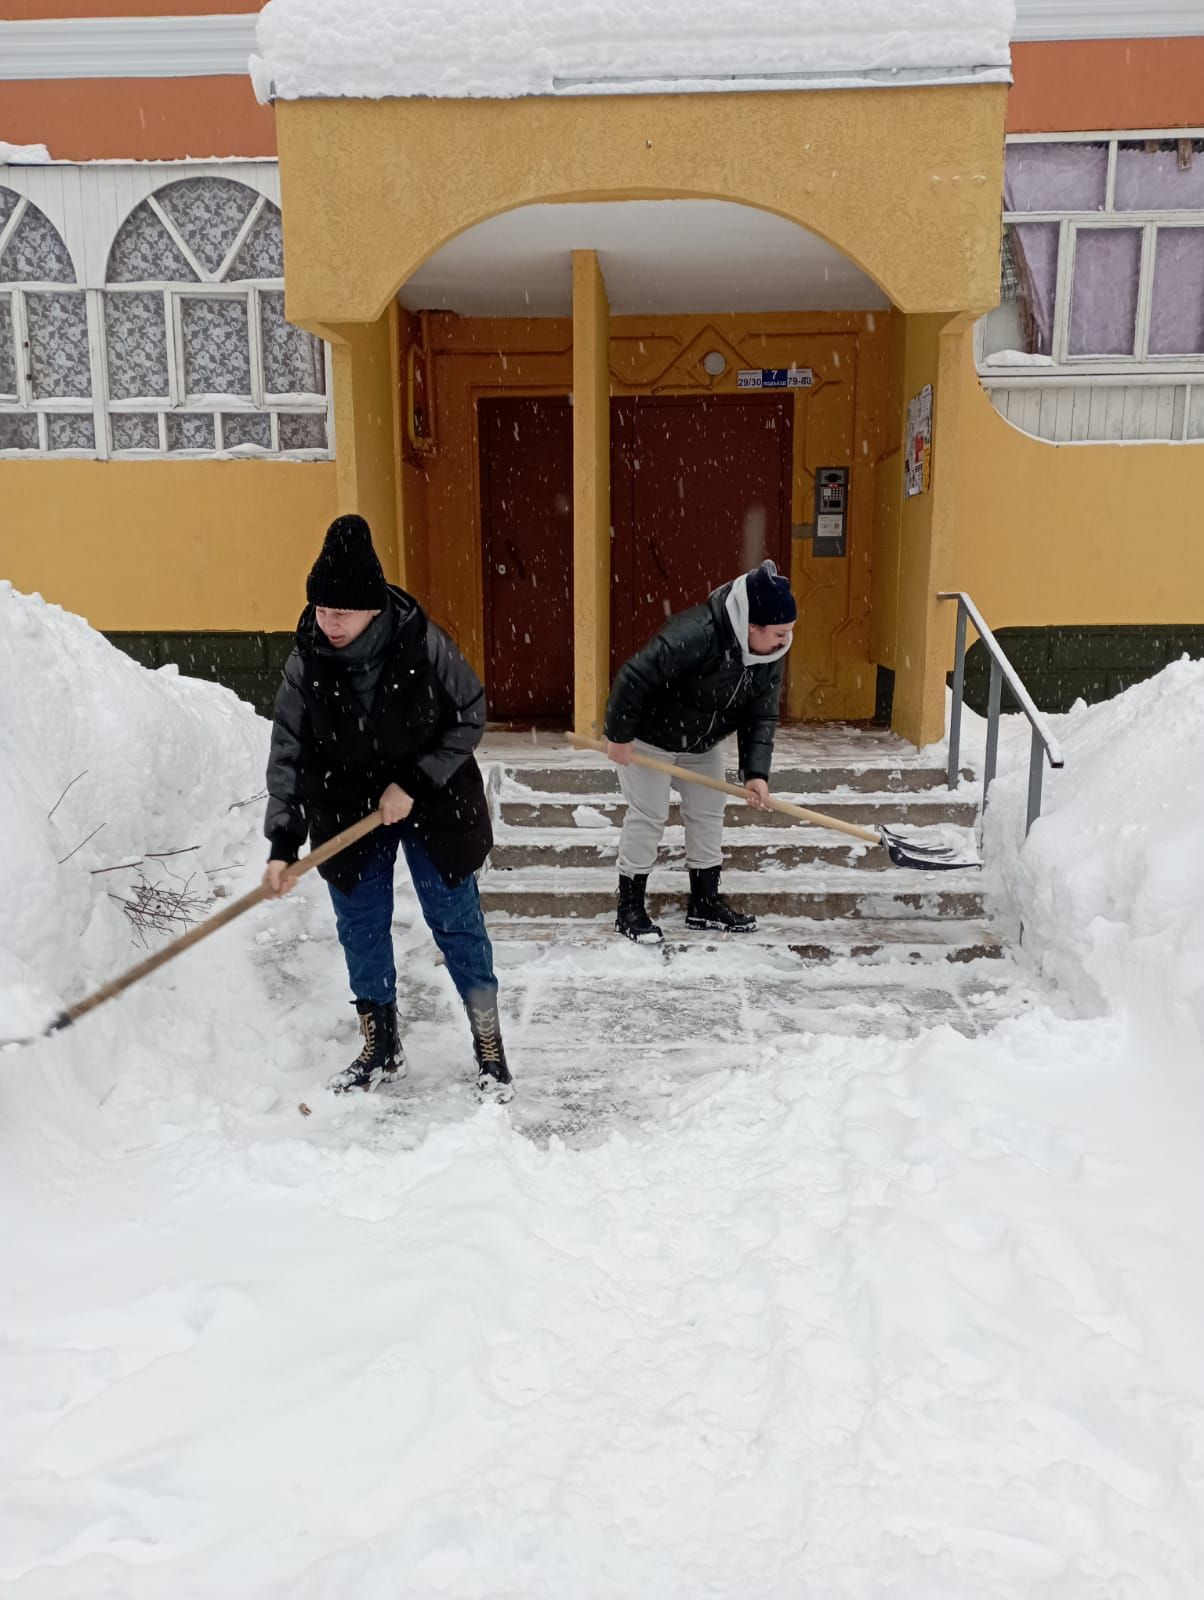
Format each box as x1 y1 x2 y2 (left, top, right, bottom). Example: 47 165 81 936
0 582 266 1040
985 656 1204 1042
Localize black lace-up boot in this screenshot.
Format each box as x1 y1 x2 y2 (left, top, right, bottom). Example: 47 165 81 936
327 999 404 1093
615 873 663 944
466 994 514 1103
686 866 757 933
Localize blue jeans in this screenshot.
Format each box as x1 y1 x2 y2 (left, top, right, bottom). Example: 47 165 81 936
327 828 497 1009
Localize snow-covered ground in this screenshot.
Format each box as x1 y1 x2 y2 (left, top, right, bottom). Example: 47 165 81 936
2 582 1203 1598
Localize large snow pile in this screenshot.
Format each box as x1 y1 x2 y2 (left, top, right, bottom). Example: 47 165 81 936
2 592 1203 1598
251 0 1014 103
0 582 266 1045
984 657 1204 1041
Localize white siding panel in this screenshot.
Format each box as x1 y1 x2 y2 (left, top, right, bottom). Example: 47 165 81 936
1069 384 1093 441
1189 388 1204 441
1153 385 1177 442
1052 386 1076 442
1121 385 1147 440
991 379 1203 443
1014 0 1204 41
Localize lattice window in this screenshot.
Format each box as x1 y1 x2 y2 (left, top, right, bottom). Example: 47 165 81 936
0 171 330 458
0 192 94 454
102 176 328 456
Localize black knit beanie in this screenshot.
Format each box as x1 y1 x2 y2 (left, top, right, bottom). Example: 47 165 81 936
745 559 797 626
306 514 389 610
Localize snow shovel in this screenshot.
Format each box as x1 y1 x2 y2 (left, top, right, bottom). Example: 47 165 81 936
565 734 976 871
4 811 383 1049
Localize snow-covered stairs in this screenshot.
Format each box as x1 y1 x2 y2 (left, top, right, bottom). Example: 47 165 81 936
478 729 1002 968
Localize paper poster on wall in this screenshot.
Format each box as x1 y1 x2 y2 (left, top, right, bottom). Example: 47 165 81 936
905 384 933 498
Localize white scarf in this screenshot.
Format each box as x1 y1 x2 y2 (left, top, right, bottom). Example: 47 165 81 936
724 567 794 668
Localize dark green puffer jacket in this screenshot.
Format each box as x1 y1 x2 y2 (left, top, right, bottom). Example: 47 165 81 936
603 582 785 782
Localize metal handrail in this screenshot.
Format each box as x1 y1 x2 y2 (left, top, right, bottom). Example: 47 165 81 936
938 591 1065 835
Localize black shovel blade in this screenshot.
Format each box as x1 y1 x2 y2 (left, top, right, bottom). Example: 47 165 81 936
880 828 981 872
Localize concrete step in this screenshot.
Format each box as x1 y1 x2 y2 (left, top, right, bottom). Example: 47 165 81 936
498 763 969 796
497 793 980 830
486 913 1005 963
489 825 888 872
479 864 988 922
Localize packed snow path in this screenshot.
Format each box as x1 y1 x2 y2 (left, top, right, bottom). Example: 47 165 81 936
260 881 1037 1151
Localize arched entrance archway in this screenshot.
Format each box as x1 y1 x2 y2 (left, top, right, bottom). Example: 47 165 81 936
395 197 899 729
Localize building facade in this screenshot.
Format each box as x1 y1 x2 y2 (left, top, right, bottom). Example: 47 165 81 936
2 1 1202 738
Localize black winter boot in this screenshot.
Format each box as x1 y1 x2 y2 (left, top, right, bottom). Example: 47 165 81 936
466 994 514 1104
616 873 663 945
328 1000 405 1093
686 866 757 933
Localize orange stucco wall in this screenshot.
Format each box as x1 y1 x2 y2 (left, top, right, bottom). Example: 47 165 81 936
0 77 275 160
1008 38 1204 133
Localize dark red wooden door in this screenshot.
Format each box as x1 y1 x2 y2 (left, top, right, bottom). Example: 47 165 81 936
610 395 793 670
479 397 574 721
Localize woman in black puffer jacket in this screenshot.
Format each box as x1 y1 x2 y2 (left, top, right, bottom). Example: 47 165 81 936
603 560 796 944
263 515 511 1102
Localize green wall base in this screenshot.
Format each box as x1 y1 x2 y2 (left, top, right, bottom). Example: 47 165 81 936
955 624 1204 716
105 632 295 719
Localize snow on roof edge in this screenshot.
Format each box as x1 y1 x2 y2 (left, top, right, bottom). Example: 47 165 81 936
251 0 1015 107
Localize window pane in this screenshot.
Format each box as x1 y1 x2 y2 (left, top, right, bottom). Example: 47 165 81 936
158 178 257 277
111 413 161 451
181 297 251 396
222 412 272 449
0 414 39 450
226 207 284 281
47 414 96 452
261 291 325 393
105 292 169 399
27 292 92 399
0 294 15 394
166 413 216 451
1115 140 1204 212
1005 142 1108 213
279 413 327 451
1069 228 1142 357
982 222 1059 359
0 188 18 233
0 203 75 284
1148 228 1204 356
108 200 198 283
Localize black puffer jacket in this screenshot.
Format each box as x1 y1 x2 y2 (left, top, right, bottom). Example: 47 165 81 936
604 583 784 781
264 587 491 892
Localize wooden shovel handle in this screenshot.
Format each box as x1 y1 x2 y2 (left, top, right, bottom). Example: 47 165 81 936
566 733 881 846
53 811 383 1033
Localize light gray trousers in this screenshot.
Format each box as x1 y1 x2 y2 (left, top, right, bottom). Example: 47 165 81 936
617 739 728 877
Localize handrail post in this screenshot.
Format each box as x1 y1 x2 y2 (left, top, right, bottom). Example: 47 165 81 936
1025 724 1044 836
983 656 1002 808
947 599 968 790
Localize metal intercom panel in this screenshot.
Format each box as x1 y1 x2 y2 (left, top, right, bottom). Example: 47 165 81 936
812 467 849 557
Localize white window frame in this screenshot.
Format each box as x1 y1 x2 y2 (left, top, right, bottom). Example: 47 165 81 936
978 129 1204 381
0 194 97 455
0 160 333 460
